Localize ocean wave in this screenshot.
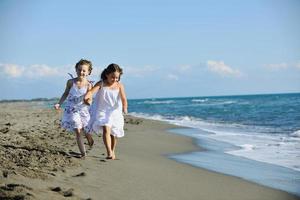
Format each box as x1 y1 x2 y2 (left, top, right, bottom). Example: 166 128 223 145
291 130 300 138
191 100 237 106
142 100 175 104
191 99 209 103
129 112 277 137
130 112 166 121
129 112 300 172
210 101 237 105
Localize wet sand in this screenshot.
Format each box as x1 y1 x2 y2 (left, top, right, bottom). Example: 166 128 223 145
0 102 298 200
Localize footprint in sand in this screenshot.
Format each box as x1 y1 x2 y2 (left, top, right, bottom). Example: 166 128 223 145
0 183 33 199
72 172 86 177
0 127 9 133
50 186 74 197
50 186 62 192
2 170 9 178
63 188 74 197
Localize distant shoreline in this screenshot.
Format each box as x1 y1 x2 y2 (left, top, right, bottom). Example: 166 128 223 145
0 97 59 103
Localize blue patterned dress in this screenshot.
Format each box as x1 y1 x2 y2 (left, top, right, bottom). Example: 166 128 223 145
61 80 90 132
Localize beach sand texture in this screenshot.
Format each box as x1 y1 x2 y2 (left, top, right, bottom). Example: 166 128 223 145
0 102 299 200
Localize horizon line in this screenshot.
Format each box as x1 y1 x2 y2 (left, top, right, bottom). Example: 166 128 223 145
1 91 300 102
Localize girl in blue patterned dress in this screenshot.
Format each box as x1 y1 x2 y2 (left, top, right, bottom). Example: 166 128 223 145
54 59 94 158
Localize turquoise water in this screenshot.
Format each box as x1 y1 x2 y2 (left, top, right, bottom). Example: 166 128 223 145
129 93 300 134
128 93 300 172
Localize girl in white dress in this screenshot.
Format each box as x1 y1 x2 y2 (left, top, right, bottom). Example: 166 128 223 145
85 63 128 160
54 59 94 158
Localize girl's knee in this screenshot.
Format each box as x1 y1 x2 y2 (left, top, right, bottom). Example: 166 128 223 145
102 126 111 133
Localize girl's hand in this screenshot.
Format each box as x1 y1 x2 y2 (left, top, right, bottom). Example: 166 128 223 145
84 98 92 106
123 108 128 115
84 92 92 102
54 103 60 110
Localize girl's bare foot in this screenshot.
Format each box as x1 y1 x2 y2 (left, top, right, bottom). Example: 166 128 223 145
78 153 86 159
111 151 116 160
106 152 115 160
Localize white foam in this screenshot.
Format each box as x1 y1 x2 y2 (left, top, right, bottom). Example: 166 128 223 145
193 101 237 106
207 100 237 105
191 99 209 103
143 100 175 104
239 144 256 151
291 130 300 138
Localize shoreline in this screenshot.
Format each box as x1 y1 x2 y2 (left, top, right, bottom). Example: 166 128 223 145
0 102 299 199
167 127 300 197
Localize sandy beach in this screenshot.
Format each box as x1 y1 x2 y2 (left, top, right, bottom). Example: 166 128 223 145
0 102 299 200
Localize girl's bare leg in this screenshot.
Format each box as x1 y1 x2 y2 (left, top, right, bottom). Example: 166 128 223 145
75 128 86 157
111 135 117 159
103 126 113 158
85 132 94 148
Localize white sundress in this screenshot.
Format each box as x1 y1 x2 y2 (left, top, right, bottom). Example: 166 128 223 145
87 82 125 138
61 80 90 132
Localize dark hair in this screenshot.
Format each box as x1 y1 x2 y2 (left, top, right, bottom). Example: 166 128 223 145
75 59 93 75
101 63 123 81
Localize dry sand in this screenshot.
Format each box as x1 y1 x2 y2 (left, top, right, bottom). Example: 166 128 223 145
0 102 299 200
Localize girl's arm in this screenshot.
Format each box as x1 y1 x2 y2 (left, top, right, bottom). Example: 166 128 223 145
84 81 94 105
84 81 101 102
119 83 128 114
54 79 72 110
87 81 93 91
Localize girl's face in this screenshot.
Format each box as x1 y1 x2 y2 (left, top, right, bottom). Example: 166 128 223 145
106 71 120 85
76 64 90 79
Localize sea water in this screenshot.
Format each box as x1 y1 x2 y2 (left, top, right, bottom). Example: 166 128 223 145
128 93 300 196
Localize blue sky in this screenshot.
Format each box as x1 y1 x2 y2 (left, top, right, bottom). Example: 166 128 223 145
0 0 299 100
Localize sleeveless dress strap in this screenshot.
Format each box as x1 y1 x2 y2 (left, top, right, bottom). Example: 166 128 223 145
88 80 95 86
68 73 75 79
